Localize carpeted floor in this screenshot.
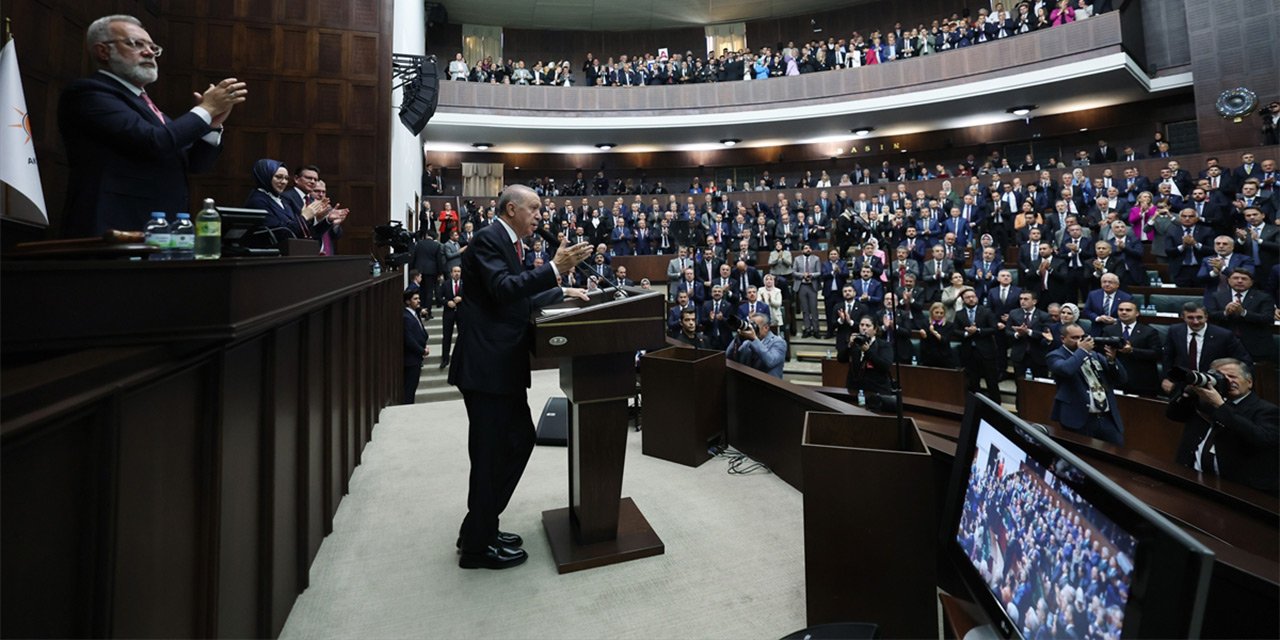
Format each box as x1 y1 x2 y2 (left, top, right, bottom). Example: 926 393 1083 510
280 369 809 640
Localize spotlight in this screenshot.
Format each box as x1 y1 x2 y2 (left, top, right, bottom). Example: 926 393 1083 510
595 143 616 150
472 142 493 150
720 138 741 146
811 19 823 33
852 127 874 137
1006 105 1037 117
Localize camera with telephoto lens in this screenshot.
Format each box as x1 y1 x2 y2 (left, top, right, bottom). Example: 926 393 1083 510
1091 336 1126 349
1168 366 1230 395
725 314 756 335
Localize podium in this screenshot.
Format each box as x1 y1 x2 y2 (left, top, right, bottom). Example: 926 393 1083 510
532 286 667 573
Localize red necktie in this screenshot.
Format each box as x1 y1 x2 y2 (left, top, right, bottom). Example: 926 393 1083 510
515 241 524 262
140 91 165 123
1187 333 1198 370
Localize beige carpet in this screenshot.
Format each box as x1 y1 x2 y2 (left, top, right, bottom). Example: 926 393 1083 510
280 369 809 640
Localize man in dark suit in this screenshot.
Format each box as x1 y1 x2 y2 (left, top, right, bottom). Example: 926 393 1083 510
832 285 864 361
1082 274 1132 336
1047 324 1127 445
1236 207 1279 276
952 289 1002 403
59 15 245 236
448 185 593 570
1091 139 1118 165
403 290 429 404
1007 290 1052 378
1101 301 1164 397
1165 208 1215 287
985 270 1021 325
412 232 446 316
1167 359 1279 495
700 285 736 349
438 265 463 369
1206 270 1278 363
1160 301 1253 396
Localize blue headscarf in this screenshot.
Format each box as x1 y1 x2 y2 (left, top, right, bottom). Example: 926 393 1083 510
251 158 286 194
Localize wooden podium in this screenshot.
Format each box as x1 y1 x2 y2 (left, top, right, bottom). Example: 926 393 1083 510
532 286 667 573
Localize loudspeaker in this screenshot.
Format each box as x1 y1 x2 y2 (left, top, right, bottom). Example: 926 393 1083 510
535 396 569 446
399 57 440 135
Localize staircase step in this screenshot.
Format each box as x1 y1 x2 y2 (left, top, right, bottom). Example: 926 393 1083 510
415 386 463 404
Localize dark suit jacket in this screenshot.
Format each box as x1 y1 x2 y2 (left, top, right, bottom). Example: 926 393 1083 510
1082 289 1133 323
1207 289 1278 361
1168 392 1280 494
1162 323 1253 378
986 285 1022 320
1164 225 1215 266
1046 346 1127 432
1006 307 1052 362
1101 322 1163 396
439 277 464 314
59 73 221 236
838 337 894 396
412 237 446 276
447 221 560 394
952 305 1001 358
403 308 428 367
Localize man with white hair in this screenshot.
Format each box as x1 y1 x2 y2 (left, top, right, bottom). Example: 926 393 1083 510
59 14 246 236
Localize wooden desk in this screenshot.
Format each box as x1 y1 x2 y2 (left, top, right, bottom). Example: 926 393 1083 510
821 360 967 415
2 257 401 638
1014 377 1182 463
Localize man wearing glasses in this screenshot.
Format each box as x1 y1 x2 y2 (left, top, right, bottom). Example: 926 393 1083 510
59 14 247 236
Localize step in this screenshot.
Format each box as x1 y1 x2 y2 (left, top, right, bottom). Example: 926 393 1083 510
415 385 463 404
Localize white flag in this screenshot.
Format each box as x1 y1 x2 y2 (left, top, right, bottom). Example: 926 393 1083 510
0 39 48 224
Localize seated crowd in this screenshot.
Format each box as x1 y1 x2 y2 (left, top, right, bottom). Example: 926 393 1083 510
515 133 1185 198
446 0 1109 86
417 148 1269 404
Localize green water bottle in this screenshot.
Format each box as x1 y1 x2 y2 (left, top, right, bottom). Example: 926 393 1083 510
195 198 221 260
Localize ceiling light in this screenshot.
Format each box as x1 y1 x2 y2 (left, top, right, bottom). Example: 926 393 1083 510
1079 128 1088 132
471 142 493 150
1006 105 1037 117
720 138 741 147
852 127 874 137
595 143 616 150
811 19 823 33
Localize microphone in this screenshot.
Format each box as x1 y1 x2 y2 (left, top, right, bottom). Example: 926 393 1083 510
535 227 628 298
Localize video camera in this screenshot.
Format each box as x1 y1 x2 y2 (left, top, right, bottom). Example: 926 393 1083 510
373 220 415 267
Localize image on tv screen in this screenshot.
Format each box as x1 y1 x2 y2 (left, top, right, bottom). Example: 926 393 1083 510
956 420 1138 639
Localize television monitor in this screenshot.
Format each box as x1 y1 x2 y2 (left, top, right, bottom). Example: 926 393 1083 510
941 394 1214 639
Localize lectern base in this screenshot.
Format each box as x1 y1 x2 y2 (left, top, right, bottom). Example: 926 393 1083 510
541 497 664 574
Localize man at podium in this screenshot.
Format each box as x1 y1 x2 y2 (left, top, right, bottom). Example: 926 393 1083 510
448 185 592 570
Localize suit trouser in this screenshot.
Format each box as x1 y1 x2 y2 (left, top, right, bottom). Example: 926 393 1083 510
459 389 537 552
962 347 1002 403
403 365 421 404
440 311 458 361
797 284 819 334
420 275 439 308
1065 412 1123 446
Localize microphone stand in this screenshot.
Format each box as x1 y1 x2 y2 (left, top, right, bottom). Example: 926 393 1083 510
536 227 628 299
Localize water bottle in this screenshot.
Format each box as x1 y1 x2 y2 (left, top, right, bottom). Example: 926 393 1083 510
910 355 918 366
1025 368 1033 381
145 211 171 261
856 389 866 406
371 259 382 276
195 198 221 260
826 348 833 360
171 213 195 260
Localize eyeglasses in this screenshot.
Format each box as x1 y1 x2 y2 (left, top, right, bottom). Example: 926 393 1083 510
102 38 163 57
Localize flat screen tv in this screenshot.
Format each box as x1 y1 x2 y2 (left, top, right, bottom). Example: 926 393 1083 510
941 394 1214 639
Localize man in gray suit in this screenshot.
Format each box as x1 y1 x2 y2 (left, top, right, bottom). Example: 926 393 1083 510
666 245 692 301
793 244 822 337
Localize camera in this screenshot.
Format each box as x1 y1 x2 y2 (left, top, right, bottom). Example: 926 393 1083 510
1168 366 1229 395
850 334 868 347
726 314 756 335
1091 336 1126 348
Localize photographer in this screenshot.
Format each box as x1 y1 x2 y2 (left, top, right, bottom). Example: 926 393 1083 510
724 312 786 378
1167 358 1278 494
1046 324 1127 445
838 316 895 410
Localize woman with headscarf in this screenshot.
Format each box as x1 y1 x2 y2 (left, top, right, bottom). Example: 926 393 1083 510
245 158 330 239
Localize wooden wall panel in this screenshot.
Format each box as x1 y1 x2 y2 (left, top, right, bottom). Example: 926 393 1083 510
268 324 301 636
217 338 265 637
2 0 392 253
113 366 208 638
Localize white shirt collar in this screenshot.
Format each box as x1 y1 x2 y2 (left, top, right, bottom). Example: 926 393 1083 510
496 217 519 243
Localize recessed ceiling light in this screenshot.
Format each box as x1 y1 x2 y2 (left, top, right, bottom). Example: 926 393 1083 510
720 138 741 146
852 127 874 137
1007 105 1037 117
471 142 493 150
1079 128 1088 132
595 143 616 150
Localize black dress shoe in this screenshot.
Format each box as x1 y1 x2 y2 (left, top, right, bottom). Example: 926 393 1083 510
459 544 527 570
456 530 523 549
438 359 450 369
